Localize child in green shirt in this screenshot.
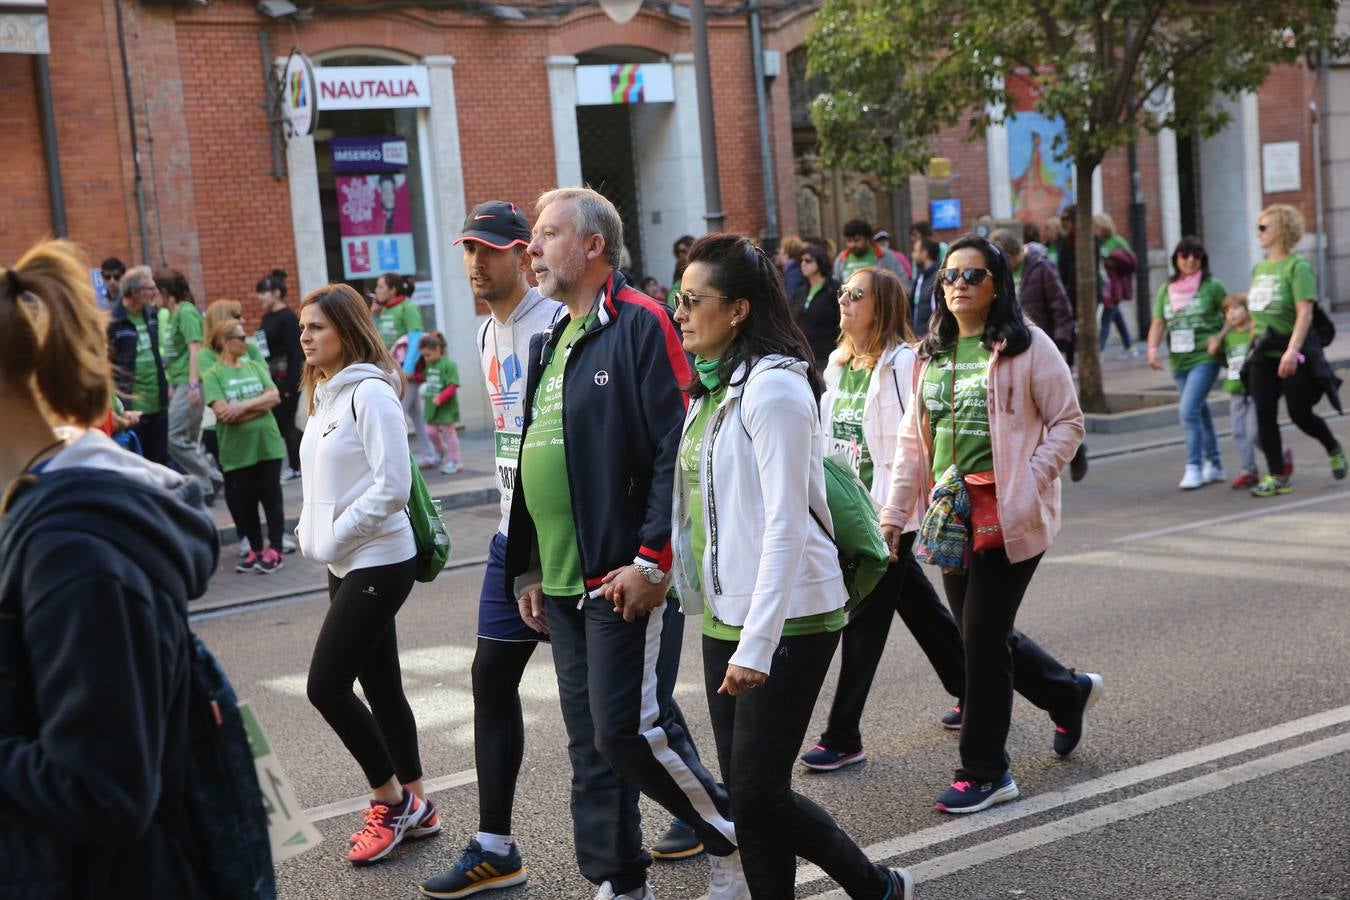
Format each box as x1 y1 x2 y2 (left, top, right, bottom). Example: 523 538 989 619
419 332 462 475
1207 293 1261 488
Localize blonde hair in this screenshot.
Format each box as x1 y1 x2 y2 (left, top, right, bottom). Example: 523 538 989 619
1 240 112 427
299 284 401 415
780 235 805 258
838 267 915 368
208 318 246 356
1091 213 1117 236
204 299 243 351
1259 204 1304 253
1041 217 1063 243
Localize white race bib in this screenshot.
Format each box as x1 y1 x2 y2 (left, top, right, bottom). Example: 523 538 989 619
1169 329 1195 354
1247 276 1277 313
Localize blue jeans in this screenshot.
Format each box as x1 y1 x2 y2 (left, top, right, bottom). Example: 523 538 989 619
1173 362 1222 468
1099 304 1132 351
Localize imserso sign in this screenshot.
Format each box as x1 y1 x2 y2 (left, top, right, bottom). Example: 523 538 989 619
316 66 431 111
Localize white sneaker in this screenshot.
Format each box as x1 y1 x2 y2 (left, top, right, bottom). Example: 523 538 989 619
1178 464 1204 490
439 460 464 475
594 881 655 900
707 851 750 900
280 467 301 482
1201 460 1225 484
280 534 297 555
238 537 251 558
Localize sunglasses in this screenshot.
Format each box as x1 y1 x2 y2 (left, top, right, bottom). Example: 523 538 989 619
227 333 247 342
1257 224 1269 233
938 267 993 287
1176 250 1202 260
674 290 729 313
838 285 866 302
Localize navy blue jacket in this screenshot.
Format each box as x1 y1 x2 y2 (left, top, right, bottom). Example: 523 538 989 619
107 300 169 410
505 270 691 601
0 440 218 898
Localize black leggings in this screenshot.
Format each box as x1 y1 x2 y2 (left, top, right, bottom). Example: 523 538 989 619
471 637 538 835
1247 352 1339 476
821 532 966 754
941 551 1079 782
204 432 247 540
222 458 285 551
273 390 302 471
705 631 887 899
307 556 421 789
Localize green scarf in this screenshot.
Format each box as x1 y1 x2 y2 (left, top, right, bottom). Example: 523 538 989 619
694 356 722 391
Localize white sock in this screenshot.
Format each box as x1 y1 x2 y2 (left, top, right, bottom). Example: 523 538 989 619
476 831 514 856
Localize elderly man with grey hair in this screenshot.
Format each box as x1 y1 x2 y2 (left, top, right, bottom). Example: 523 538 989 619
107 264 170 464
502 187 747 900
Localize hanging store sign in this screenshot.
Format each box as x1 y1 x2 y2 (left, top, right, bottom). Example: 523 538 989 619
317 66 431 110
0 0 49 56
283 52 317 136
331 136 409 174
575 63 674 106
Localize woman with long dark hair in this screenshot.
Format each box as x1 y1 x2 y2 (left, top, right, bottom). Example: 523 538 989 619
801 266 967 773
882 235 1101 814
257 270 305 480
1145 237 1228 489
789 242 842 369
297 284 438 865
668 235 914 898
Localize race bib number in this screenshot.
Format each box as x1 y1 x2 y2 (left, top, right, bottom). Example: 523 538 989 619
1169 329 1195 354
1247 276 1277 313
495 431 521 506
1227 345 1247 382
828 435 863 479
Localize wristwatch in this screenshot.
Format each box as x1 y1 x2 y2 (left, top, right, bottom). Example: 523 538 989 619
634 563 666 585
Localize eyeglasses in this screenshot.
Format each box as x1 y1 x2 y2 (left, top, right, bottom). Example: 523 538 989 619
838 285 866 302
938 267 993 287
674 290 729 313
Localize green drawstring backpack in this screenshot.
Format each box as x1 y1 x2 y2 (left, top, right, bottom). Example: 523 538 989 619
813 455 891 610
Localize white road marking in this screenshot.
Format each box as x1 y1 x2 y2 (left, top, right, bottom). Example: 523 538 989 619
1106 489 1347 544
304 768 479 822
802 730 1350 897
785 703 1350 890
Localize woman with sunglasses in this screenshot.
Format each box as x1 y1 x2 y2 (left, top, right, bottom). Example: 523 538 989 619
203 318 288 574
882 235 1101 815
1145 238 1228 490
667 235 914 899
801 266 967 773
789 242 842 369
1243 204 1346 496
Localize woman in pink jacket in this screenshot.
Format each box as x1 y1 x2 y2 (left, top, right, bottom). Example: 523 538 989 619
881 235 1102 815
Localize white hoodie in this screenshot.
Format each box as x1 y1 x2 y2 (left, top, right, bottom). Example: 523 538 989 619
297 363 414 577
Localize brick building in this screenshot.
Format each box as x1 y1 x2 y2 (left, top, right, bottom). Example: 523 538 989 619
3 0 1345 428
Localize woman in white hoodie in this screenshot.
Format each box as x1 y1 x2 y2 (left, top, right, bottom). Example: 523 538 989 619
296 284 438 866
801 267 967 774
668 235 914 900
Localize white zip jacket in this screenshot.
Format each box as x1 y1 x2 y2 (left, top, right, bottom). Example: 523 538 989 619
297 362 414 577
672 355 847 675
818 341 921 531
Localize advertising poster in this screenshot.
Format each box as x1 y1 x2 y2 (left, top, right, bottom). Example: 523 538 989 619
1007 66 1075 227
334 136 416 279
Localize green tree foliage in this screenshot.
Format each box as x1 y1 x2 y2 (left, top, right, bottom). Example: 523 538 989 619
807 0 1344 411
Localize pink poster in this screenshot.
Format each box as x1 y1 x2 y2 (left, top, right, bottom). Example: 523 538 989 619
337 174 412 236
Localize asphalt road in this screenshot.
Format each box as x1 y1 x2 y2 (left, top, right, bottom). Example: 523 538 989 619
198 420 1350 900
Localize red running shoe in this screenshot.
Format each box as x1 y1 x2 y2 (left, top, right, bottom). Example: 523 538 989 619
1230 472 1260 489
348 791 425 865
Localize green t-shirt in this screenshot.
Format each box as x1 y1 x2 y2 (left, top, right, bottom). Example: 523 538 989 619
375 299 424 349
200 342 266 432
837 247 878 283
519 312 593 596
829 364 873 488
202 358 286 472
1151 277 1226 372
423 356 461 425
924 335 994 481
1248 255 1316 350
805 280 825 309
701 605 846 642
666 280 681 312
126 310 163 414
1222 327 1254 395
163 302 205 386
